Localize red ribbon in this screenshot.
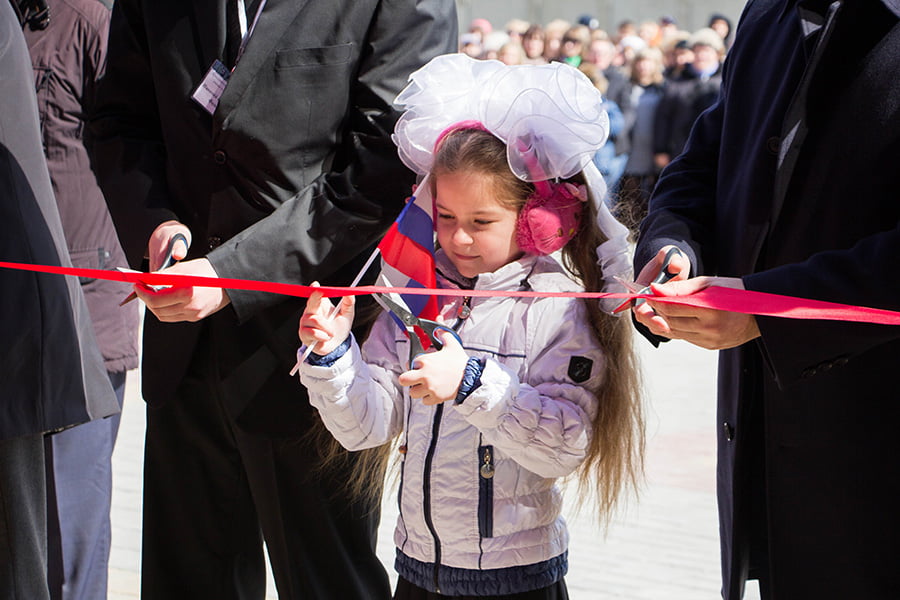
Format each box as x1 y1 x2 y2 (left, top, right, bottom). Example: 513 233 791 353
3 260 900 326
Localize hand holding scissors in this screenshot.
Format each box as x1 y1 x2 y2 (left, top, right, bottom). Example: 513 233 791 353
613 246 687 314
119 232 189 306
372 290 468 405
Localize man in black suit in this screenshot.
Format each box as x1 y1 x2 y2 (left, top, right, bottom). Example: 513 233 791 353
91 1 456 598
631 1 900 598
1 1 118 596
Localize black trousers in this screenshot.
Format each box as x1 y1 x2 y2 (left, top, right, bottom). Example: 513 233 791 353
140 326 390 600
0 432 50 600
393 577 569 600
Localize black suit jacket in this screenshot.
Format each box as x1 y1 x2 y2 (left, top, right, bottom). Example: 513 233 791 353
92 0 457 421
636 1 900 597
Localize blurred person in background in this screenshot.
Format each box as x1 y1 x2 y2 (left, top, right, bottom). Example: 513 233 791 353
658 15 679 42
707 12 733 51
555 24 590 67
580 62 627 203
542 18 569 62
660 32 694 80
654 27 724 171
615 46 666 237
522 24 547 64
460 32 483 58
638 20 661 48
498 40 525 65
469 16 492 42
481 30 510 60
505 18 529 44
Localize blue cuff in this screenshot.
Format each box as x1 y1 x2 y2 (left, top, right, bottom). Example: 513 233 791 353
454 357 484 405
306 336 352 367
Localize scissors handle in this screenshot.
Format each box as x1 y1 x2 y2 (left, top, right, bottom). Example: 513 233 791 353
633 246 684 308
160 232 189 270
118 232 190 306
408 323 462 369
652 246 683 286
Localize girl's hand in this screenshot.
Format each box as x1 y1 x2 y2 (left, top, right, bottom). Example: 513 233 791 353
298 282 355 355
398 330 468 405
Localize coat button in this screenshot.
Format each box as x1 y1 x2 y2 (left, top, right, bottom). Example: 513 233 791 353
213 150 227 164
723 422 734 441
766 136 781 155
208 236 222 250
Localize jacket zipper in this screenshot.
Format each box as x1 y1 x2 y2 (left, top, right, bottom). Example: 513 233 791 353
422 403 444 593
477 444 495 539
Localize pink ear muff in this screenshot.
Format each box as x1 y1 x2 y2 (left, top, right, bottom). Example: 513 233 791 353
515 182 586 255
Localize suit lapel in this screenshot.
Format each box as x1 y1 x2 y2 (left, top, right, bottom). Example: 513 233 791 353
771 1 842 224
214 0 310 118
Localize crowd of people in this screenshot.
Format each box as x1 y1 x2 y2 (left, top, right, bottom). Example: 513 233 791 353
457 13 731 236
3 1 900 600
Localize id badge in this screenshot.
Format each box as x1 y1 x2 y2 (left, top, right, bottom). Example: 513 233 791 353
191 59 230 115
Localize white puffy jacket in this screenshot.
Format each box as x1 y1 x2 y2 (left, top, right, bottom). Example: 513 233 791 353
299 252 605 595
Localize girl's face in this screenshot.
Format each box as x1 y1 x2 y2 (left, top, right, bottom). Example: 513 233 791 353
434 171 523 278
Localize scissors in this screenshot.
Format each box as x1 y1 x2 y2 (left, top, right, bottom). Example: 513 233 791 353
612 246 685 314
119 232 189 306
372 289 461 369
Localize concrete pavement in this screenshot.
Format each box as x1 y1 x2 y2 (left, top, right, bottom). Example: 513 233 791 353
109 336 762 599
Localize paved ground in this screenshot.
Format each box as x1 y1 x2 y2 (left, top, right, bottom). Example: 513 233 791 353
109 335 762 599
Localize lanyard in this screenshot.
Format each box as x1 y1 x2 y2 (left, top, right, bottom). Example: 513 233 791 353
234 0 267 67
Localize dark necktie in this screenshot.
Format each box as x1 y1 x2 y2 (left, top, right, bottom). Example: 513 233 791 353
224 0 242 69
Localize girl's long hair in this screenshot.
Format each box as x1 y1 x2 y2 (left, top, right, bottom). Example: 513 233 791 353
314 128 644 522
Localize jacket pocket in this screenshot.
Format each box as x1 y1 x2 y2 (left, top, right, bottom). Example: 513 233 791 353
69 247 110 285
478 445 494 539
274 43 353 70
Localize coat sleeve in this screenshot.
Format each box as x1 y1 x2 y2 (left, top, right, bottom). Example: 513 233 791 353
453 298 604 479
298 314 406 451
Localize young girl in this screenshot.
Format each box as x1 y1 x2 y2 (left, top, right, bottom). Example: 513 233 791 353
297 54 644 599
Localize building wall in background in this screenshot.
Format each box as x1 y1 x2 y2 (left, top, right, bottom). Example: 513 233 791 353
456 0 747 36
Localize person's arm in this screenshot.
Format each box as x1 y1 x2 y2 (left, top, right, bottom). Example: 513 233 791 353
744 240 900 388
453 299 603 479
298 313 406 451
207 0 458 322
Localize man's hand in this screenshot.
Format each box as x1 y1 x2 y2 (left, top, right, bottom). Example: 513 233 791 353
634 276 761 350
398 330 469 406
147 220 190 271
135 258 230 322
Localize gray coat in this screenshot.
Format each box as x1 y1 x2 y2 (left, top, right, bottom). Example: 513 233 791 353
23 0 139 374
0 0 118 440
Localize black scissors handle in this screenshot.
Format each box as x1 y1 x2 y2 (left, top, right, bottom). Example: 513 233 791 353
159 232 189 270
118 232 189 306
634 246 685 308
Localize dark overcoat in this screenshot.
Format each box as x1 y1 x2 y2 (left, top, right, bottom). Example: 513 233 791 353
635 1 900 597
90 0 457 427
0 0 118 440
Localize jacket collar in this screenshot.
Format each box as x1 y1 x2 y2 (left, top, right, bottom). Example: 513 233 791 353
435 250 581 294
436 250 538 292
780 0 900 22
